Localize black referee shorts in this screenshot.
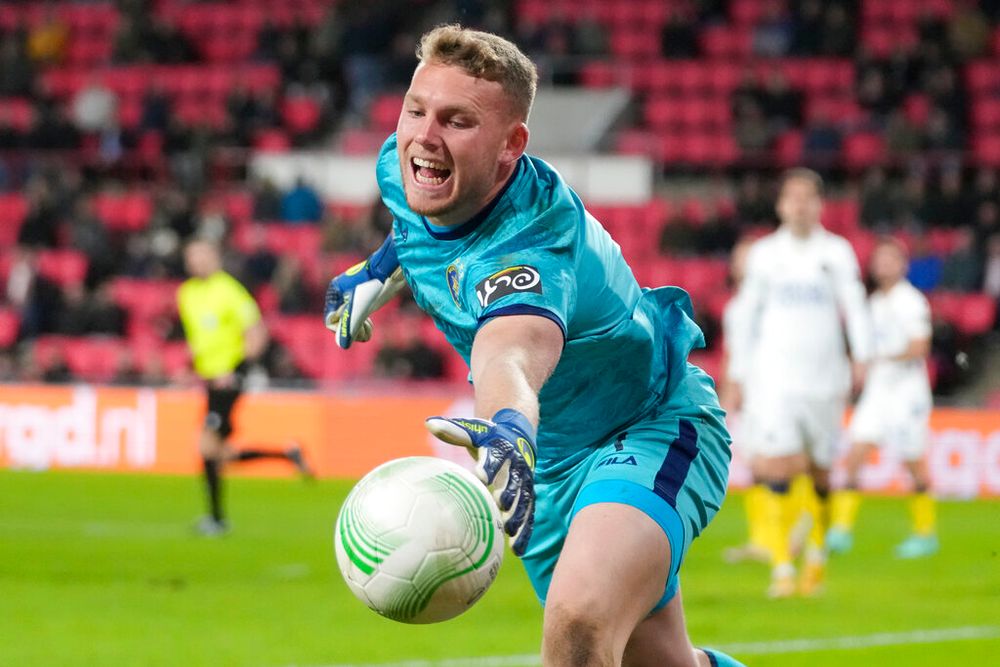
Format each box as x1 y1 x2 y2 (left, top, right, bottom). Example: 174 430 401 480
204 384 242 439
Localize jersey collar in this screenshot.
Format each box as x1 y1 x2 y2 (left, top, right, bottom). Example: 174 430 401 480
422 158 524 241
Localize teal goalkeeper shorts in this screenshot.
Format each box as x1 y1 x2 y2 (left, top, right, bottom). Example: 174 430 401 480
521 364 732 612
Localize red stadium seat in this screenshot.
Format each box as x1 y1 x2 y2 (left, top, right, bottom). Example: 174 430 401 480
92 191 152 231
254 129 291 152
843 133 888 170
369 94 404 133
955 294 997 337
38 250 88 288
0 308 20 348
281 96 323 135
63 337 128 383
0 193 28 246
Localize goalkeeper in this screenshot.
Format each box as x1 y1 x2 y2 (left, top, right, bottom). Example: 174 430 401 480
325 26 741 667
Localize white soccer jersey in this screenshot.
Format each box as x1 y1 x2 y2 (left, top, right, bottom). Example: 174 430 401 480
865 280 933 396
730 227 872 398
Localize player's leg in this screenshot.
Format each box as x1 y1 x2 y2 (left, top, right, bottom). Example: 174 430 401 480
753 452 807 597
897 455 938 558
797 397 844 595
541 502 671 666
623 589 744 667
197 385 240 535
827 440 874 553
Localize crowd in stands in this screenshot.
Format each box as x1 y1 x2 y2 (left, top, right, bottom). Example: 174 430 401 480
0 0 998 397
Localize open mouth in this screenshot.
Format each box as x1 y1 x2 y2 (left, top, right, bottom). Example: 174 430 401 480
411 157 452 186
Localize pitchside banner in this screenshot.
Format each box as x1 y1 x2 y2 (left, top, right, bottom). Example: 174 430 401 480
0 385 998 499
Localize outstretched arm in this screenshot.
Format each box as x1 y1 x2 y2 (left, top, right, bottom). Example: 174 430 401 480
470 314 564 425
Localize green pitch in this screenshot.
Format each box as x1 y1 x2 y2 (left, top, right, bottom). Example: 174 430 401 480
1 471 997 666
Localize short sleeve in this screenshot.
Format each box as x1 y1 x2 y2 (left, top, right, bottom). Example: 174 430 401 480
901 291 932 341
228 276 262 329
466 243 576 339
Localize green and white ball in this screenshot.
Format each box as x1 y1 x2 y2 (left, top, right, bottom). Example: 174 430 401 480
334 456 504 623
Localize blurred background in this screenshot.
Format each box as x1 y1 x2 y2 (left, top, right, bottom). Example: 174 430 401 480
2 2 999 666
0 0 997 401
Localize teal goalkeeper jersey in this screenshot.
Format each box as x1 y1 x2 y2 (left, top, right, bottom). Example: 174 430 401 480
377 134 707 472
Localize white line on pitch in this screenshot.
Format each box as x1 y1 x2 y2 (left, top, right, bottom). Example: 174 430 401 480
293 625 1000 667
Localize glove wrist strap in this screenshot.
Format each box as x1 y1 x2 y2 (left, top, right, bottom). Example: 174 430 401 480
492 408 536 442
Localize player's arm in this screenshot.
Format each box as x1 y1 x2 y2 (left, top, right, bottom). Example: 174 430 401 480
726 248 765 405
243 319 268 361
832 244 873 387
887 336 931 362
426 315 563 556
323 233 406 349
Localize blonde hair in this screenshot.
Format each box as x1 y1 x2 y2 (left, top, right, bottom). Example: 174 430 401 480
779 167 825 196
416 24 538 121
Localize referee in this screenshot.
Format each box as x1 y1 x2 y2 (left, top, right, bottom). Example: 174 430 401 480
178 238 311 535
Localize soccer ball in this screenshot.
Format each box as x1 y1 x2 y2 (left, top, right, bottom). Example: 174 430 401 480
334 456 505 624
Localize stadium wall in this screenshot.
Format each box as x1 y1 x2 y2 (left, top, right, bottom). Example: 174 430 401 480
0 385 998 499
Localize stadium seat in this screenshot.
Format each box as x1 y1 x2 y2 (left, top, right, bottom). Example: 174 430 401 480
92 191 153 231
37 250 88 288
369 94 404 134
0 193 28 246
843 132 888 170
0 308 20 348
281 96 323 135
63 336 128 383
955 294 997 337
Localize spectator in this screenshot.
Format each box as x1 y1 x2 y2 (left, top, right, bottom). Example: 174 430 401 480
17 178 60 248
242 224 279 288
907 234 943 292
947 5 990 61
68 198 115 287
759 71 802 129
6 248 62 338
733 99 774 157
889 171 930 229
923 107 963 152
254 19 283 62
0 109 22 150
272 257 313 314
752 0 793 57
790 0 824 56
572 11 609 57
28 105 81 150
145 19 198 64
660 9 700 59
939 228 982 292
885 110 924 155
735 173 775 226
819 4 854 56
860 167 894 230
974 201 1000 248
857 69 896 118
111 15 145 64
0 39 34 97
972 168 999 212
251 177 283 220
280 177 324 224
140 351 169 387
139 84 172 133
41 349 74 384
27 6 69 65
925 168 973 228
802 109 842 165
264 342 310 387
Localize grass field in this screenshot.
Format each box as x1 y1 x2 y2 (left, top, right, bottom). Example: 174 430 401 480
2 470 998 666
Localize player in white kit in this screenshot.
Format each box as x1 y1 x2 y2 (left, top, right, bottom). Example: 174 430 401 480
828 238 938 559
730 169 871 597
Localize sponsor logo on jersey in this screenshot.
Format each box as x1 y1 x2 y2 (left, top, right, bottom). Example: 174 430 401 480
446 264 462 308
475 265 542 308
596 455 638 468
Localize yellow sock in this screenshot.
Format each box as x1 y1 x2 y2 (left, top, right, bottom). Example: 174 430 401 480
746 484 767 549
830 489 862 531
807 489 829 553
910 492 936 536
760 485 794 568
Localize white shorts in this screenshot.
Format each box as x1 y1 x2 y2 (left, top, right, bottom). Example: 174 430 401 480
849 385 931 461
743 389 845 468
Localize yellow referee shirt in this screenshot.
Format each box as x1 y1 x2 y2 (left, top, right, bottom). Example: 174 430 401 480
177 271 262 380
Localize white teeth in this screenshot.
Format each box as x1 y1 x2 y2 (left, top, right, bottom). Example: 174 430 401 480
414 171 445 185
413 157 448 170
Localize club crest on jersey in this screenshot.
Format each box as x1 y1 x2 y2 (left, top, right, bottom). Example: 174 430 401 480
446 263 462 308
476 265 542 308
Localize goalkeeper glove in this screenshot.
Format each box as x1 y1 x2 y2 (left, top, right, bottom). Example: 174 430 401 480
425 408 537 556
323 234 405 349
